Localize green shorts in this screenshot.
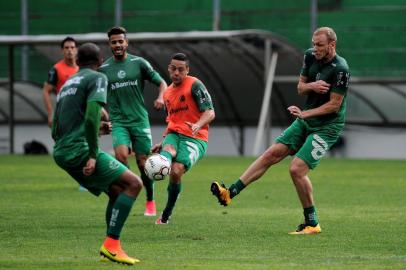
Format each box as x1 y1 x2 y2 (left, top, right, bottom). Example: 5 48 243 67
276 119 343 169
54 151 127 196
162 132 207 172
112 124 152 155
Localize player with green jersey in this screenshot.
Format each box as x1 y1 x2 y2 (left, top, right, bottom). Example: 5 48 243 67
52 43 143 265
211 27 350 234
99 26 168 217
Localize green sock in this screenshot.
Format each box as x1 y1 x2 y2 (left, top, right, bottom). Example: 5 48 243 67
228 179 246 198
141 170 154 201
107 193 136 239
160 150 173 163
304 206 318 226
162 182 182 221
105 200 114 235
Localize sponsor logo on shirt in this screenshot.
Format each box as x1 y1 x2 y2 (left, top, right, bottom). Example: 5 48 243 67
336 72 350 87
56 76 84 102
110 80 138 90
63 76 84 87
169 105 189 114
196 89 209 104
56 87 77 102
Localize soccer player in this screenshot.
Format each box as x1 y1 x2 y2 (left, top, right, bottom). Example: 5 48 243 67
43 36 88 192
99 26 167 216
211 27 350 234
153 53 215 224
52 43 142 265
43 37 78 127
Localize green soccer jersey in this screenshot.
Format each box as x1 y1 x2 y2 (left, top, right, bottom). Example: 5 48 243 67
52 68 107 166
300 48 350 127
99 53 164 126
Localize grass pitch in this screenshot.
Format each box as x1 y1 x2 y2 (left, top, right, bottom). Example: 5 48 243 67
1 155 405 269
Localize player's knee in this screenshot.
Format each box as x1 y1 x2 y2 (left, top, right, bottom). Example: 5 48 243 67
262 144 290 165
129 174 143 192
163 144 176 157
262 148 280 165
116 153 128 165
289 164 299 179
119 170 143 195
136 155 147 169
170 163 184 179
289 162 305 180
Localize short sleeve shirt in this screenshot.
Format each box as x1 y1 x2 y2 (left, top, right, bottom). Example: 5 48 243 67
99 54 164 126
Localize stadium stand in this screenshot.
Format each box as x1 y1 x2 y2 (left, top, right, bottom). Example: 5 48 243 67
1 0 405 79
0 1 406 156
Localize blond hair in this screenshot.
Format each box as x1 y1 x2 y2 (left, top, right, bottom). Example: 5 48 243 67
314 27 337 43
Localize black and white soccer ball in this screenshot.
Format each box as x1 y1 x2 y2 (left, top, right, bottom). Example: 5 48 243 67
144 154 171 181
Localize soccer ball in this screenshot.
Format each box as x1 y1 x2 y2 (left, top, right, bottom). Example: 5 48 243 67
144 154 171 181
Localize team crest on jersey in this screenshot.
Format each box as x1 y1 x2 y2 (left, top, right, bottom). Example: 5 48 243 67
117 70 126 79
109 160 120 170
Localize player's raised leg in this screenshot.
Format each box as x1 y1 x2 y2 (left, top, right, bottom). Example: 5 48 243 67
211 143 291 206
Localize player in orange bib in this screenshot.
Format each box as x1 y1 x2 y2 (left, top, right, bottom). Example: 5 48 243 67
43 37 79 127
152 53 215 224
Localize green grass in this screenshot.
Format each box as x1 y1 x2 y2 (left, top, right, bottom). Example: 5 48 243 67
1 155 405 269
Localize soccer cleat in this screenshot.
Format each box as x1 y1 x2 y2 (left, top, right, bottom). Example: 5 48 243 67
100 255 110 262
99 245 140 265
210 181 231 206
144 200 157 216
288 223 322 235
155 214 169 225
